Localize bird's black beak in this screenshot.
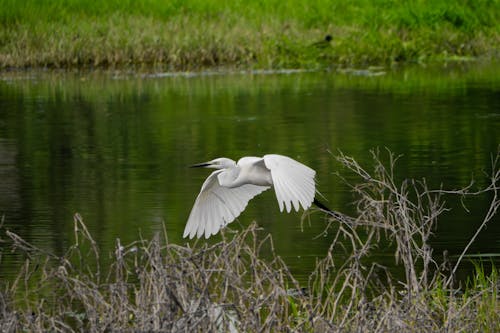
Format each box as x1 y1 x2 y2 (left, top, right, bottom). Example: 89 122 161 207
189 162 211 168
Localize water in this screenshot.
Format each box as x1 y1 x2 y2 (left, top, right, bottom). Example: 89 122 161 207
0 63 499 282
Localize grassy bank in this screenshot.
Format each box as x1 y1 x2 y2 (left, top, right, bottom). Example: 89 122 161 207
1 150 499 332
0 0 499 70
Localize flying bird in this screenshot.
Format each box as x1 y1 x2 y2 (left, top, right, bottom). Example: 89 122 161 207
183 154 321 239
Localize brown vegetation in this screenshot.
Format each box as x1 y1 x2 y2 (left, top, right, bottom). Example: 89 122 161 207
1 149 498 332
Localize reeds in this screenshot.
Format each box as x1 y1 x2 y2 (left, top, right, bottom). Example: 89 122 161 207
0 0 499 70
1 149 499 332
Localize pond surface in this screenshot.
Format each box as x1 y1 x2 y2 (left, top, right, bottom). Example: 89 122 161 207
1 63 499 282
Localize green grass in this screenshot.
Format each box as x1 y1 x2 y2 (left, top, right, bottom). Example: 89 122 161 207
0 0 499 70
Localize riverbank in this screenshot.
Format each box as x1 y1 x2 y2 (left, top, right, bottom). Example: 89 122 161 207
1 0 499 71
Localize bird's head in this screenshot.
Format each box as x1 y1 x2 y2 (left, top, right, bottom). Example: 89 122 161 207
190 157 236 170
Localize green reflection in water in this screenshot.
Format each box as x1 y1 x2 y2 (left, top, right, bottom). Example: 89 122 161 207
0 63 499 281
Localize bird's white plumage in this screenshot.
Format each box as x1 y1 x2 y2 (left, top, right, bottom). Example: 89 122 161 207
183 154 316 239
263 154 316 213
183 170 269 239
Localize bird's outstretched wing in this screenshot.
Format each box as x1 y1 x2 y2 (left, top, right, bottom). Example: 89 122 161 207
183 170 270 239
263 154 316 212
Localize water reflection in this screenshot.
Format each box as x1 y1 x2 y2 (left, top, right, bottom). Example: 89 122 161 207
0 64 499 281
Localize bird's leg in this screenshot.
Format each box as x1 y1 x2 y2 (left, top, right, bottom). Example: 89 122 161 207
313 198 343 220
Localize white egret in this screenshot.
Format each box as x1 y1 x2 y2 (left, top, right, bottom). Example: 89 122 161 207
183 154 323 239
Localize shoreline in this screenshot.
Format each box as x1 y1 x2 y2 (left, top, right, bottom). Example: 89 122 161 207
1 58 498 77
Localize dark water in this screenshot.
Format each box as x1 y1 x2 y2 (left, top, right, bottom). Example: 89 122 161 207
1 64 499 282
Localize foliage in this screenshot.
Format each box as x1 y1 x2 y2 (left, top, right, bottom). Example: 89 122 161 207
0 149 498 332
0 0 499 69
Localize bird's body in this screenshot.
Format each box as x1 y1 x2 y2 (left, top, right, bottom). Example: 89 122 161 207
220 157 273 188
311 35 333 49
183 154 316 239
